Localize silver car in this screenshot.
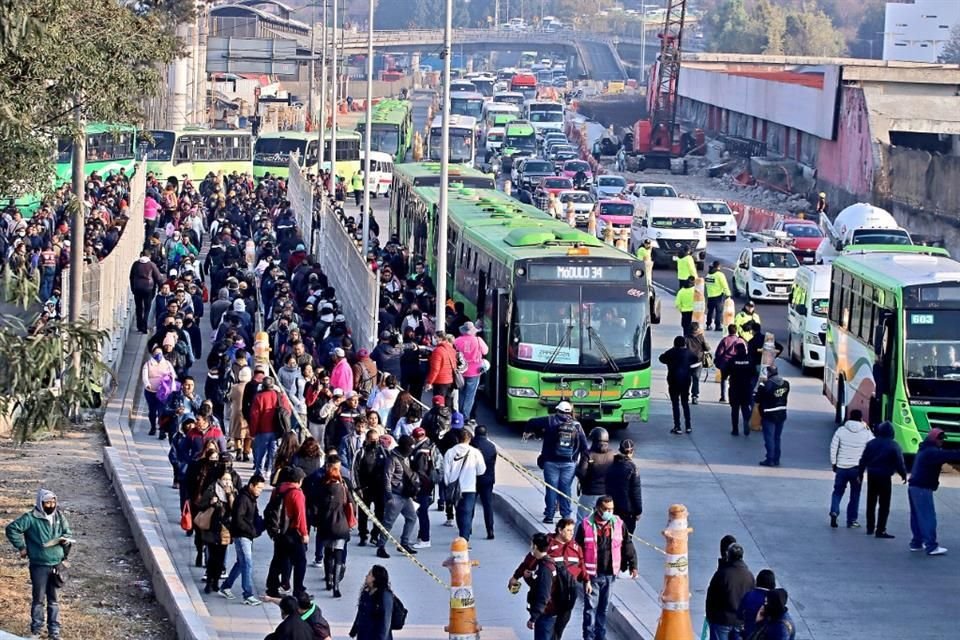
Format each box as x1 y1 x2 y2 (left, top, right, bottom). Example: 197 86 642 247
557 190 596 225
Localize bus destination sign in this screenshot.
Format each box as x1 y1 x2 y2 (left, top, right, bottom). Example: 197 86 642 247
528 264 634 282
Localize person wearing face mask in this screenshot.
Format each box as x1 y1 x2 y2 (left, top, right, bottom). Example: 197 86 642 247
575 496 638 640
142 345 176 437
6 488 73 640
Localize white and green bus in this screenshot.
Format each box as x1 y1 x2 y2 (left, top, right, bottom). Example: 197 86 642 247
252 130 361 181
823 246 960 454
139 128 253 182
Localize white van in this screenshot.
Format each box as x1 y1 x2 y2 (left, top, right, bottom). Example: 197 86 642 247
630 197 707 267
361 150 393 197
787 264 831 372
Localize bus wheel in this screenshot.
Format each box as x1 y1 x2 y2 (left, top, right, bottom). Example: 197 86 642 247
835 379 846 425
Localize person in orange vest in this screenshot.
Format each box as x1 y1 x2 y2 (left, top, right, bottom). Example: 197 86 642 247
575 496 637 640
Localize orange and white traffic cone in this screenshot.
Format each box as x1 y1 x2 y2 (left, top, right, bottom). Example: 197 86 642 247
253 331 271 367
692 277 706 328
443 537 481 640
654 504 695 640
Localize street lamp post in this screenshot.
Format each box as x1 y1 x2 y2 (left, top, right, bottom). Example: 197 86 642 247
317 1 328 182
329 0 338 192
308 5 316 121
436 0 453 327
361 0 374 255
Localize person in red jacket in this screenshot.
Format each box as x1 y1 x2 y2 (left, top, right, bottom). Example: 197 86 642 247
509 518 588 639
266 466 310 599
249 378 293 478
425 333 457 403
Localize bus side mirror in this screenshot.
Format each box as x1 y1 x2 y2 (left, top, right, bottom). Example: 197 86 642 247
650 292 661 324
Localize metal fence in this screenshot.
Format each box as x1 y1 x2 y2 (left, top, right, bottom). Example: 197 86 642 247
287 154 314 252
60 162 146 367
310 203 378 351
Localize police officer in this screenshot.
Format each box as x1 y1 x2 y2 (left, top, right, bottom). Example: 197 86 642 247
755 365 790 466
704 261 730 331
675 276 695 335
350 170 364 207
635 238 653 285
734 300 760 343
673 246 697 290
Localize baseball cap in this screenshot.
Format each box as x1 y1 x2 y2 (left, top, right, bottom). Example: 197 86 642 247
556 401 573 414
451 412 465 430
432 395 446 406
332 388 345 397
333 347 345 358
412 427 426 439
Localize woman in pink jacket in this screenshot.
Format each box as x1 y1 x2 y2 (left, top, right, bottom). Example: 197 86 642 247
142 344 176 436
144 195 160 237
453 322 489 420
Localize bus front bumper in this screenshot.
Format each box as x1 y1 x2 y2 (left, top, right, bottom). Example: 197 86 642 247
507 395 649 424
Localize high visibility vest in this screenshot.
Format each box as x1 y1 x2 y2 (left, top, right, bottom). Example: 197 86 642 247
705 271 730 298
676 254 697 281
735 310 760 341
675 286 695 313
350 173 364 191
635 246 652 262
581 517 623 578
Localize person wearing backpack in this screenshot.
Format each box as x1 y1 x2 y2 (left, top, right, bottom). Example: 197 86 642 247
377 436 420 558
576 496 638 640
538 402 589 523
349 565 397 640
249 377 294 478
526 532 561 640
443 427 486 542
352 348 379 397
352 429 389 548
410 427 441 549
265 467 310 599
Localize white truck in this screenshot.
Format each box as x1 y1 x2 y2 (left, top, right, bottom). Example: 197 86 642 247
816 203 912 264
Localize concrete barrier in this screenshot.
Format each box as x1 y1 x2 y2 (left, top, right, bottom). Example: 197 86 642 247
726 200 785 233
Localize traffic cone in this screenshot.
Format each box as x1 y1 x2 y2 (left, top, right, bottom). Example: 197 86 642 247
654 504 695 640
443 537 481 640
722 297 735 330
253 331 271 367
692 277 706 328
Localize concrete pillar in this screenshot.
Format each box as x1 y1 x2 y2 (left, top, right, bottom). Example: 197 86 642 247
166 22 191 129
411 52 422 89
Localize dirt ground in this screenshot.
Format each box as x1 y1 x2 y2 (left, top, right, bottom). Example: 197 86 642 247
0 422 175 640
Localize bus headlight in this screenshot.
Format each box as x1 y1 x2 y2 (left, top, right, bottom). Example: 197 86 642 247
621 389 650 399
804 333 823 345
508 387 539 398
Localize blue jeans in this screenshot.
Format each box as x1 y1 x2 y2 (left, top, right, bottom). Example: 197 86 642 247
582 574 614 640
30 565 60 637
144 389 162 432
534 613 557 640
222 537 255 598
416 490 433 542
380 493 417 547
709 623 739 640
40 266 56 303
909 485 938 552
477 480 495 536
456 491 478 541
761 416 785 465
252 432 278 477
543 460 576 519
459 375 481 419
830 466 862 524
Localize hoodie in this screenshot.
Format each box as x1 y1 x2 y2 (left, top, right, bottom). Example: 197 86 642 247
858 421 907 479
830 419 874 469
908 434 960 491
5 489 72 566
209 288 232 329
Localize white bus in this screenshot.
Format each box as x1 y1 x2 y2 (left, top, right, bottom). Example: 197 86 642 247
525 101 564 135
450 91 485 120
429 114 478 165
361 150 394 197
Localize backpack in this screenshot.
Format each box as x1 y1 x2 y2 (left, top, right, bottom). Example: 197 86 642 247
389 591 408 630
357 362 377 396
553 560 579 610
554 419 581 461
399 456 421 498
413 442 441 493
263 487 290 539
273 391 293 436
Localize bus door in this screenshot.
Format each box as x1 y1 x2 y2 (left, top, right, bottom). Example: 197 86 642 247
488 286 511 420
871 308 896 424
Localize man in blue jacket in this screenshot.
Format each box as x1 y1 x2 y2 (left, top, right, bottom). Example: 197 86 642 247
471 424 498 539
907 428 960 555
537 402 588 523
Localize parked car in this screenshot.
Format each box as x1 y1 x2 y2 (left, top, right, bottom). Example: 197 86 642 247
518 159 556 190
594 199 634 239
697 199 738 241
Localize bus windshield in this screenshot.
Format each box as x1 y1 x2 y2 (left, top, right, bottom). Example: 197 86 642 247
138 131 175 161
905 309 960 398
430 128 473 162
506 134 537 153
369 127 400 155
512 284 648 369
254 138 306 165
451 98 484 119
530 111 563 123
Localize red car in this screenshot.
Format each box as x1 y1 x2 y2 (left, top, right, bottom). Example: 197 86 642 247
536 176 574 197
772 218 823 264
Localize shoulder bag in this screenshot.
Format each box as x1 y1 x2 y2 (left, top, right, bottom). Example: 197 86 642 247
342 483 358 529
445 453 467 505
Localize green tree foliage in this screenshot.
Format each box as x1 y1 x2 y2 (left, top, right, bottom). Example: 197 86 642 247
938 25 960 64
850 4 884 59
782 5 846 56
0 0 180 199
703 0 759 54
0 318 112 443
703 0 845 57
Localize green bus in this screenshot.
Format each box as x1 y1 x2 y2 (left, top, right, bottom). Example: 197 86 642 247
823 247 960 454
356 99 413 163
252 130 362 180
395 182 660 425
3 122 137 217
388 162 496 239
139 128 253 182
503 120 537 157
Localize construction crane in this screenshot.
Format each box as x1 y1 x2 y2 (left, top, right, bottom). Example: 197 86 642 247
630 0 700 169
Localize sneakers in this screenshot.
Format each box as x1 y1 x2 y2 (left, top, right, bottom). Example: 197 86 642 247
376 547 390 559
909 544 924 552
399 544 418 555
685 426 692 434
218 588 236 600
244 596 262 606
691 397 699 405
311 560 323 568
875 532 895 539
847 521 861 529
758 460 775 467
412 540 432 549
670 427 682 435
928 546 948 556
443 518 455 527
829 513 838 528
